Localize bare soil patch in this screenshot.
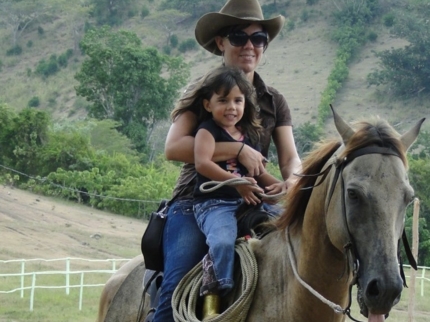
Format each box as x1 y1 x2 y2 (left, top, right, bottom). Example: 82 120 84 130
0 187 146 266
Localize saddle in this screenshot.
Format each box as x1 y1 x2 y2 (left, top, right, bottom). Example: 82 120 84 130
141 202 273 321
235 201 273 237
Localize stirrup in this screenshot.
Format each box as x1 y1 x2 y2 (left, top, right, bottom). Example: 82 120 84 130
202 293 220 321
143 308 155 322
141 270 163 321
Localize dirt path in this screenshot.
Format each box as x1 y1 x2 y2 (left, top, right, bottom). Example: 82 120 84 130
0 187 147 266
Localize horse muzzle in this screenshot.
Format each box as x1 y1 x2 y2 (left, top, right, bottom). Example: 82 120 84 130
357 275 403 319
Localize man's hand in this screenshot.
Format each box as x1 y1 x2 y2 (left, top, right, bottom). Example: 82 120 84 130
237 145 266 177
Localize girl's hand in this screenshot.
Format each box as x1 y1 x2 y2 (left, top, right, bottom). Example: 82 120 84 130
237 145 266 177
262 177 298 204
235 177 263 205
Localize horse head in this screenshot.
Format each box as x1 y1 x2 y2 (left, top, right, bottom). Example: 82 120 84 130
326 107 425 320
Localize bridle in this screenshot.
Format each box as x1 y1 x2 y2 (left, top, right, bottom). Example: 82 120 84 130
291 145 418 321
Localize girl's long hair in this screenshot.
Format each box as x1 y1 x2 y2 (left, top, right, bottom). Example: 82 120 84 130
171 66 262 146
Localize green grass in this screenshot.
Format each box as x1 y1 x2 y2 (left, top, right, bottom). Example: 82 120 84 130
0 266 429 321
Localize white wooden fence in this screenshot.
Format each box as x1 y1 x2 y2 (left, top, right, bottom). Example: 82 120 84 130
0 258 429 312
0 257 131 311
403 264 430 297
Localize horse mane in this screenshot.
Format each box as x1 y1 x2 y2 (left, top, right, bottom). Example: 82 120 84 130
274 117 407 232
273 139 341 232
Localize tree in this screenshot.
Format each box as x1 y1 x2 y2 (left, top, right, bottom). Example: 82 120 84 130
90 0 137 26
160 0 222 18
0 0 50 46
75 26 189 154
367 1 430 96
57 1 92 53
0 106 50 175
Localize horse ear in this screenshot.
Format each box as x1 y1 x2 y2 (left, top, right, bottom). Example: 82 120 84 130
400 118 426 151
331 105 354 144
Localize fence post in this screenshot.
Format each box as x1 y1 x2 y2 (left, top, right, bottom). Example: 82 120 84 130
30 273 36 311
421 267 425 297
65 257 70 295
79 272 84 311
20 260 25 298
407 198 420 322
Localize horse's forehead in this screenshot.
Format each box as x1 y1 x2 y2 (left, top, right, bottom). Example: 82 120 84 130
347 154 407 183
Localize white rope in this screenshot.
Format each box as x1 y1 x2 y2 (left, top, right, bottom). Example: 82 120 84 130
172 239 259 322
286 228 345 314
199 178 286 200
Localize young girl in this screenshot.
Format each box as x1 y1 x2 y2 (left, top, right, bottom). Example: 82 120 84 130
190 66 280 318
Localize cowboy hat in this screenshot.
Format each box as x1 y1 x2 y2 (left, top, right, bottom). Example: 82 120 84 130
195 0 285 56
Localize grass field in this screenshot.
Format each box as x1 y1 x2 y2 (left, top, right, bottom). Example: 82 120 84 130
0 263 429 322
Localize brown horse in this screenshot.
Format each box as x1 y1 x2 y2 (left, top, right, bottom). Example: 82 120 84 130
97 108 424 322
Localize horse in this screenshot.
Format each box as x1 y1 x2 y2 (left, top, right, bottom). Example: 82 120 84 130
97 108 424 322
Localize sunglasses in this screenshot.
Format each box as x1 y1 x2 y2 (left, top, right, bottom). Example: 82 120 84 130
226 31 268 48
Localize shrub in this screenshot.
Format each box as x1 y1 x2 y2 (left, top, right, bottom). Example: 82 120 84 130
293 121 322 156
35 57 59 77
0 59 3 72
170 34 178 48
58 53 68 67
261 3 278 17
367 31 378 42
301 9 309 22
286 20 295 32
66 48 74 59
141 6 149 19
37 26 44 35
6 45 22 56
27 40 33 48
28 96 40 107
307 0 318 5
127 8 137 18
162 45 171 55
382 13 395 27
178 38 197 53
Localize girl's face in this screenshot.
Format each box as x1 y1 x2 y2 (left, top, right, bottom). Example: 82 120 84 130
203 85 245 131
215 24 265 78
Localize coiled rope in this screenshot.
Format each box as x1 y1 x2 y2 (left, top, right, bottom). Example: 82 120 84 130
172 239 259 322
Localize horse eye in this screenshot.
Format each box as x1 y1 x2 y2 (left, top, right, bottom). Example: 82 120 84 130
347 189 358 199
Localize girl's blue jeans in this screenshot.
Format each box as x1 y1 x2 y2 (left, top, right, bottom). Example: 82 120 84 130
152 199 207 322
193 199 241 293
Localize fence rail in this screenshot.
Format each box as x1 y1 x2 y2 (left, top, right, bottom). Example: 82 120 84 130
0 258 429 311
0 257 131 311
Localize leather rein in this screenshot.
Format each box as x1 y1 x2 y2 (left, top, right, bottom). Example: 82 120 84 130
294 145 418 321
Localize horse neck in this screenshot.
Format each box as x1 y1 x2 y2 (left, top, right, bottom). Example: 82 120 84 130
291 179 352 319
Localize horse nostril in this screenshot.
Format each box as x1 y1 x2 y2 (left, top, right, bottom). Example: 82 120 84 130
367 279 380 297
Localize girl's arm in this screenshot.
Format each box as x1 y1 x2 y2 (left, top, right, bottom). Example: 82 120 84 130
165 111 266 176
194 129 263 205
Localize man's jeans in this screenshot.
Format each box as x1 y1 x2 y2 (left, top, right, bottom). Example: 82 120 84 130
153 199 207 322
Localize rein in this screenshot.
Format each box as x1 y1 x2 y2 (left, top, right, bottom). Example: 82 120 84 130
289 146 417 321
